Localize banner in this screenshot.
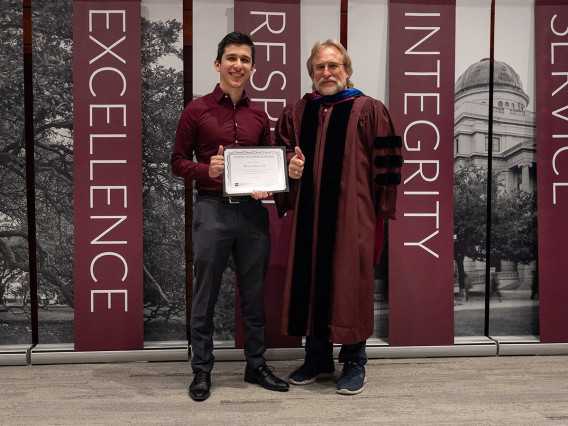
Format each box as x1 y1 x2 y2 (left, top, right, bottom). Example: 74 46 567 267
73 0 143 350
535 0 568 343
388 0 455 346
234 0 301 347
235 0 301 131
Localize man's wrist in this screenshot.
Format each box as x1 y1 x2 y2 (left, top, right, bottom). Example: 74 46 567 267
199 163 212 180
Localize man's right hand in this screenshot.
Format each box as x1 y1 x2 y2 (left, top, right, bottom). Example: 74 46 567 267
289 146 305 180
209 145 224 178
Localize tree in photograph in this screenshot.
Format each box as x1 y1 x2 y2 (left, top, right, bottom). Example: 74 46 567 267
454 161 538 294
492 187 537 270
30 1 75 311
140 17 187 334
0 2 28 314
453 163 492 291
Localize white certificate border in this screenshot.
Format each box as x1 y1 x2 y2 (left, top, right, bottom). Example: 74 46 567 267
223 146 290 196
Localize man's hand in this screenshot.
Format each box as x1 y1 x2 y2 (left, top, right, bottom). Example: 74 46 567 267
289 146 305 179
251 191 272 200
209 145 224 178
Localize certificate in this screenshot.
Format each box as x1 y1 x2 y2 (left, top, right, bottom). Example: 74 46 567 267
223 146 289 196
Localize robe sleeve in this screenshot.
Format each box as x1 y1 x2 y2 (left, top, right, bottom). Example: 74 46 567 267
273 104 302 218
357 100 402 264
363 100 402 220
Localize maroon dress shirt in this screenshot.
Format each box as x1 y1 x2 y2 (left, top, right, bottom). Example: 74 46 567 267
171 84 273 192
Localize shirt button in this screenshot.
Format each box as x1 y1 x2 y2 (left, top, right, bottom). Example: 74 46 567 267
324 108 328 112
235 139 238 143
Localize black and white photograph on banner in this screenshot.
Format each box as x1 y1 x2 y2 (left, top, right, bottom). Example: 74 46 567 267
31 0 74 344
139 0 186 342
0 0 29 345
17 0 185 344
453 0 538 336
0 0 545 349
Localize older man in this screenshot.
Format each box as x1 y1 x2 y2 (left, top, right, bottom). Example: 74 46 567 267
274 40 402 395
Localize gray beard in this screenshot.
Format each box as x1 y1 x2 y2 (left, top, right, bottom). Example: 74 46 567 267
316 78 345 96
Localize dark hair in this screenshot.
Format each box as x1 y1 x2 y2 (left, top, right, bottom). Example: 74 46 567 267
216 31 256 65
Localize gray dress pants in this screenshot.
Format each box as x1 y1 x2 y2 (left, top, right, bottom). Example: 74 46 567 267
190 194 270 373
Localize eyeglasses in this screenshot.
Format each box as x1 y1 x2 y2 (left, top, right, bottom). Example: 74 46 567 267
314 62 344 74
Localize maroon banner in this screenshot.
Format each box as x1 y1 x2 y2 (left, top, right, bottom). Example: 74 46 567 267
234 0 302 348
535 0 568 343
388 0 455 346
235 0 301 131
73 0 143 351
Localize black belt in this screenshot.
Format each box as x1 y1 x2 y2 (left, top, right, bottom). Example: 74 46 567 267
198 190 255 204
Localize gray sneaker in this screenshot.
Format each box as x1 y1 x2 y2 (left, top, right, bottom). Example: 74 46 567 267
336 362 366 395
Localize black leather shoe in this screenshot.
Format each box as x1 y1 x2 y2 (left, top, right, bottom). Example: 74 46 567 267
244 365 290 392
189 371 211 401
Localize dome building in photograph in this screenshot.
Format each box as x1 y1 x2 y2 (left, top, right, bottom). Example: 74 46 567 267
454 58 536 193
453 58 537 291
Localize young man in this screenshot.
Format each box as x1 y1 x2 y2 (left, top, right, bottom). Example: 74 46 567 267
274 40 402 395
171 31 289 402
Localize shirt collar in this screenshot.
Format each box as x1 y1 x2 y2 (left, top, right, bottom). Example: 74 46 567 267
213 83 250 107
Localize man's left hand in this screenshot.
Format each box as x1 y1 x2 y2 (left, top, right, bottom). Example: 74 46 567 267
289 146 305 179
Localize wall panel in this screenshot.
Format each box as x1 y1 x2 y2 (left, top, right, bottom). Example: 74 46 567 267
0 0 30 345
32 0 75 344
139 0 186 342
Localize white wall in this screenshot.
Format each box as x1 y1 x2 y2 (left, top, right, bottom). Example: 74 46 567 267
299 0 341 94
348 0 389 103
